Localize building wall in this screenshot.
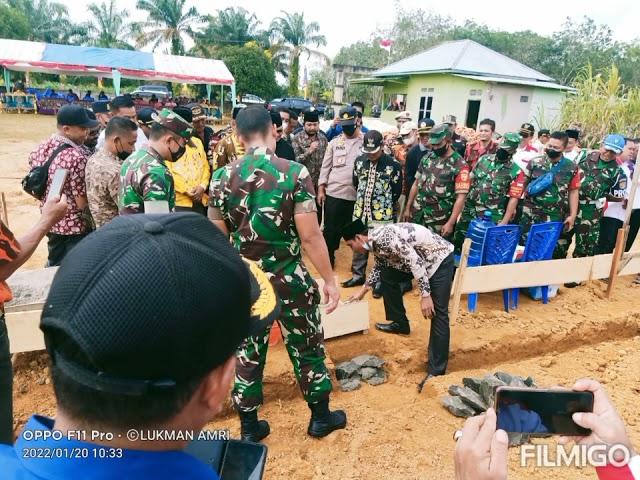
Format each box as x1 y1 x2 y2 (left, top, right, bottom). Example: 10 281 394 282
529 87 565 130
478 83 534 132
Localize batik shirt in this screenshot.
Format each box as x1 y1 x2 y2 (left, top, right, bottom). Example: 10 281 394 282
366 223 454 297
352 153 402 223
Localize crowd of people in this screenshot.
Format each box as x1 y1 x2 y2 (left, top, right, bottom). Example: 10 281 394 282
0 95 637 478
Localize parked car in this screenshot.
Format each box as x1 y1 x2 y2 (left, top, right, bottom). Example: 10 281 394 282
130 84 171 98
270 97 314 113
314 103 327 115
225 93 265 105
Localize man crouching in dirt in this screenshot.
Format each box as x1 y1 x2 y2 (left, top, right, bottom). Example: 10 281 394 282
344 219 454 391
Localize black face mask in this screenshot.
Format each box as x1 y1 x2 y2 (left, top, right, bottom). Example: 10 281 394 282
168 139 186 162
495 148 511 161
433 145 448 157
342 125 357 137
545 148 562 159
115 139 132 161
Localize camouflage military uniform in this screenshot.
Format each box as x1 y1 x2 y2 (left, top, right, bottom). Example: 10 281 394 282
570 151 623 257
85 148 122 227
118 148 175 214
411 150 470 234
209 147 331 412
453 153 520 251
512 154 581 258
211 130 245 171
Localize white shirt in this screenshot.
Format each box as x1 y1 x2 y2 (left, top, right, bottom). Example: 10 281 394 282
604 162 640 220
96 127 149 152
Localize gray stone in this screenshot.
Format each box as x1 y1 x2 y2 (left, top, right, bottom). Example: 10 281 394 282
366 372 387 386
448 385 487 413
509 376 527 388
462 377 483 394
335 361 360 380
339 378 361 392
479 375 506 406
441 396 476 418
524 376 537 387
351 354 385 368
494 372 513 384
359 367 378 380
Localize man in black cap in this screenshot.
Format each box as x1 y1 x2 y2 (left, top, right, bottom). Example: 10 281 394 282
517 122 538 154
136 106 157 141
342 130 402 292
0 213 279 479
343 219 455 390
565 128 582 162
270 112 296 161
96 95 148 151
292 109 328 197
28 104 99 265
318 105 364 269
188 103 215 166
83 110 101 154
443 115 467 157
211 104 246 170
91 100 110 129
534 128 551 152
405 118 435 200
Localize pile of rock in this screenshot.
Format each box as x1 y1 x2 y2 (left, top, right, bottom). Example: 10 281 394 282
441 372 538 446
335 354 386 392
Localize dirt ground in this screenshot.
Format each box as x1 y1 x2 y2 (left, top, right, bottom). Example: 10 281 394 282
3 113 640 479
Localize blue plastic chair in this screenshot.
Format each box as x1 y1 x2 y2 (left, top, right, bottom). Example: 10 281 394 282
508 221 563 309
467 224 521 312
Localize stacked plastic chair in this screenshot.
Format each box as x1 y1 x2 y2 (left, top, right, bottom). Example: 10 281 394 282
467 224 522 312
505 221 563 310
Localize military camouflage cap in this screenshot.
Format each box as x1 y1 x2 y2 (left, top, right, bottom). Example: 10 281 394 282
152 108 195 146
499 132 522 151
428 123 452 145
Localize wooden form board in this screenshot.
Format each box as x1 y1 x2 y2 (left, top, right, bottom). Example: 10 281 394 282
315 276 370 339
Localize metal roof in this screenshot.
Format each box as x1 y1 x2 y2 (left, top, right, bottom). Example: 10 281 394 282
453 74 574 91
372 40 555 83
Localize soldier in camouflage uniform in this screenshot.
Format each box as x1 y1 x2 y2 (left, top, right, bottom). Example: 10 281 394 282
211 104 246 171
567 134 625 259
403 123 471 238
453 132 522 252
208 106 345 442
506 131 581 258
119 108 194 215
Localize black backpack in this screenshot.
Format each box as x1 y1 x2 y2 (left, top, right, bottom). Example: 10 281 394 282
22 143 72 200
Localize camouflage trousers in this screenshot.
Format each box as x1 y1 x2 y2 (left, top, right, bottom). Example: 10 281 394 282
413 209 451 239
452 205 505 253
564 203 603 258
232 279 332 412
519 209 568 259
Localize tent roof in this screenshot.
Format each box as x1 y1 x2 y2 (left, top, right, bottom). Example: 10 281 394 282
372 40 555 83
0 39 234 85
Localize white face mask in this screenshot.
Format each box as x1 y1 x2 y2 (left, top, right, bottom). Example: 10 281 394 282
282 121 289 131
402 134 416 145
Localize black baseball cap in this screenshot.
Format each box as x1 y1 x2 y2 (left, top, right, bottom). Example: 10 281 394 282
57 104 99 128
91 101 109 114
361 130 383 154
342 219 368 240
137 107 156 126
41 214 280 396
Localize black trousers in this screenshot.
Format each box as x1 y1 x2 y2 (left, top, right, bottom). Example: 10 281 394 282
597 210 640 254
46 233 88 267
0 315 12 444
322 195 355 267
381 253 454 375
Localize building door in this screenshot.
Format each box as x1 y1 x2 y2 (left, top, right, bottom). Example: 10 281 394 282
419 96 433 119
465 100 481 129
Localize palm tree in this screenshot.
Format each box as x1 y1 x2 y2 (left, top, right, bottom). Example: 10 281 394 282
84 0 134 49
199 7 260 47
270 11 328 96
7 0 85 43
133 0 202 55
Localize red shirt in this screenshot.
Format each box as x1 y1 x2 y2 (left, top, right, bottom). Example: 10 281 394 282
464 139 498 168
28 134 89 235
0 220 20 305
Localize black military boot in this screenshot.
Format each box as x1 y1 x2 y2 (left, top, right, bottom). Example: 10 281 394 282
307 400 347 438
239 410 270 442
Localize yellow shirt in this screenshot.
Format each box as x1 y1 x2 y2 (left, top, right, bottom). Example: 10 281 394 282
166 137 211 208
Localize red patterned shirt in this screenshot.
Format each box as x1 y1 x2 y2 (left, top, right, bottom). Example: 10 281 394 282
28 134 89 235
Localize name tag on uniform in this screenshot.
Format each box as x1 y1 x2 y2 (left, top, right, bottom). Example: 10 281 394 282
333 152 347 167
144 200 170 214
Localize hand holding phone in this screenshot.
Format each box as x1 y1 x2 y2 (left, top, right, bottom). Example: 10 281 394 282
47 168 69 202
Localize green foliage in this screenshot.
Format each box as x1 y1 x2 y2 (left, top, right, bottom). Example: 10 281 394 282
217 43 278 100
5 0 86 43
0 2 29 39
307 66 333 102
560 66 640 148
195 7 260 50
83 0 135 49
334 40 388 69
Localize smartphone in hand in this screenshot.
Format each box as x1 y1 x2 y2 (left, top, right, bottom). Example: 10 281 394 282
495 386 594 436
47 168 69 202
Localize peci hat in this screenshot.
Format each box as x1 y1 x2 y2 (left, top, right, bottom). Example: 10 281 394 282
338 106 357 126
303 109 319 123
57 104 99 128
566 129 581 140
41 214 280 396
417 118 435 134
152 108 195 147
538 128 550 136
361 130 383 154
91 101 110 114
342 218 368 241
428 123 452 145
